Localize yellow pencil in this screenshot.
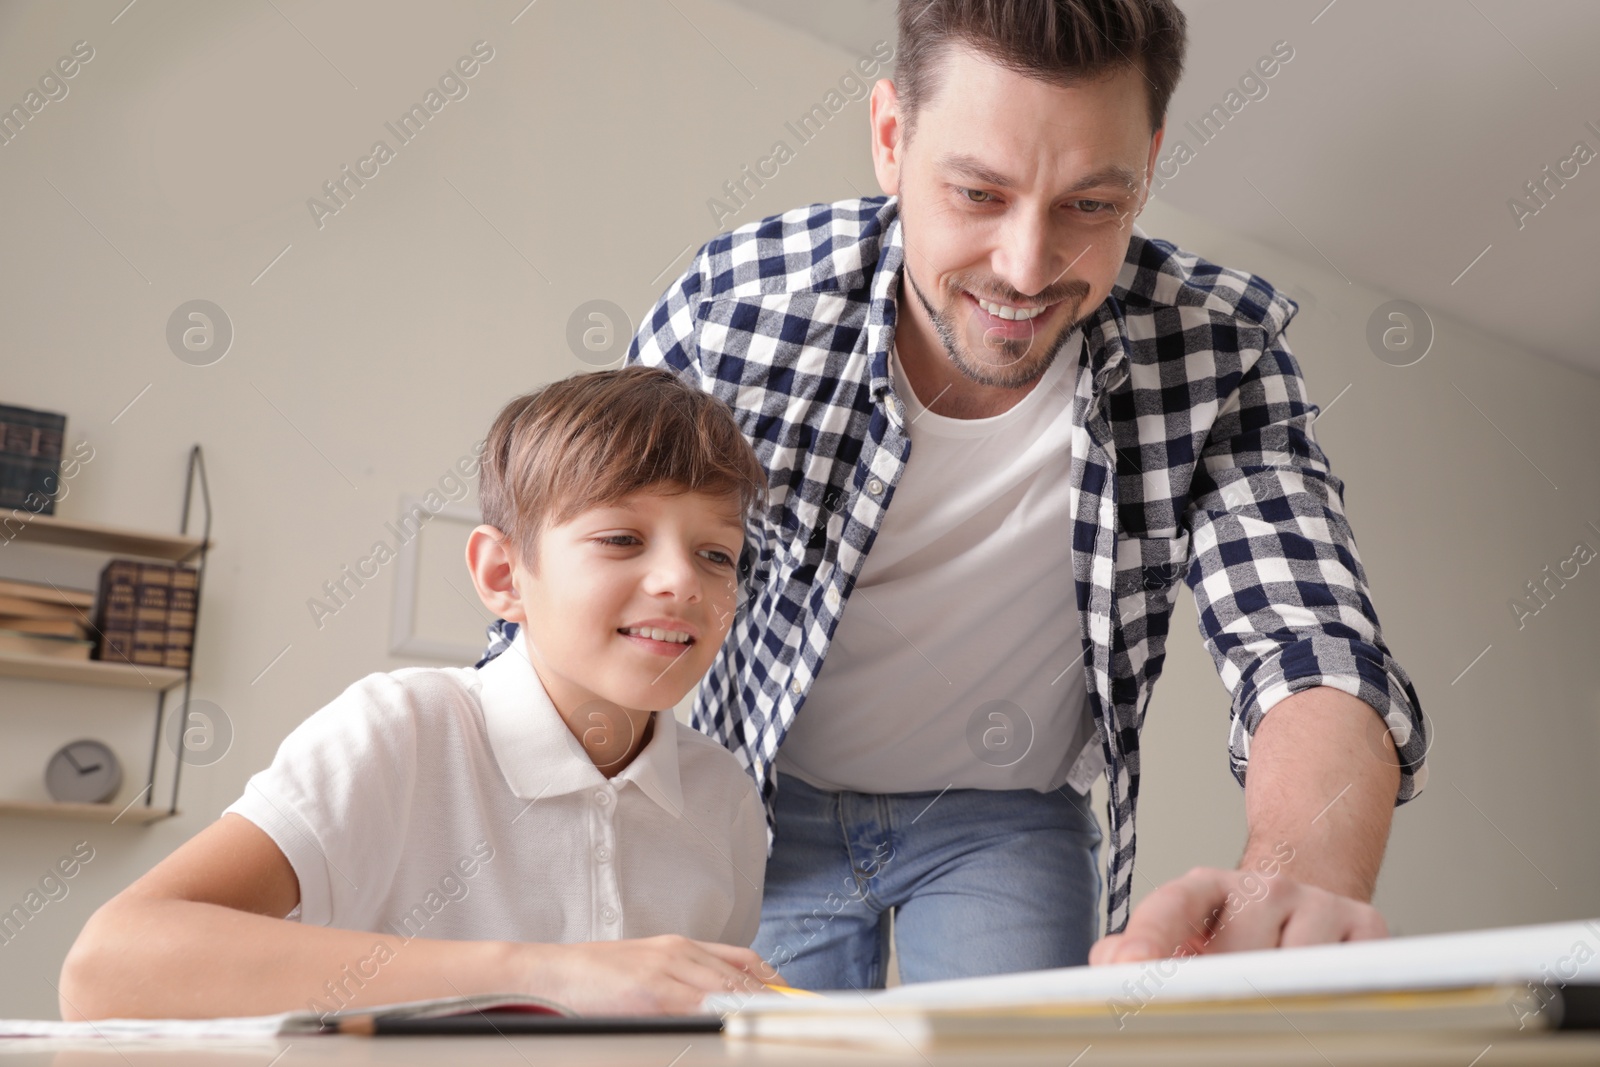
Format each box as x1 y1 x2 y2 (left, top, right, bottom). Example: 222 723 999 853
763 982 824 999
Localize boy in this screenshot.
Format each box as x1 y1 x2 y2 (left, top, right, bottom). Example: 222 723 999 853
59 367 776 1019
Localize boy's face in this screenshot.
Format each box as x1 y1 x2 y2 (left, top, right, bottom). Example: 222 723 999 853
490 487 745 719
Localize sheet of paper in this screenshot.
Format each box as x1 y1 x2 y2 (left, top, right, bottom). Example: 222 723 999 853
0 990 563 1043
706 917 1600 1014
0 1014 289 1041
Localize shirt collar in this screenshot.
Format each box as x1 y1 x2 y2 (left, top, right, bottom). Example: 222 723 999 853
867 199 906 407
472 630 685 817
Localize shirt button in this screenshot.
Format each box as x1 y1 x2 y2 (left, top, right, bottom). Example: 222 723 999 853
596 846 612 862
790 677 804 695
866 477 885 496
824 586 841 610
601 906 619 924
595 790 611 806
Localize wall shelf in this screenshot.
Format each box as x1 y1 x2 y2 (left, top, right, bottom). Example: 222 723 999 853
0 445 211 824
4 511 206 562
0 652 188 690
0 799 174 824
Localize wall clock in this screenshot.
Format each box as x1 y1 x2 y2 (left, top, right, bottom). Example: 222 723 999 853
45 740 122 804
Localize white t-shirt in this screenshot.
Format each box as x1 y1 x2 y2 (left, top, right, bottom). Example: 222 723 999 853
775 331 1105 795
225 630 767 947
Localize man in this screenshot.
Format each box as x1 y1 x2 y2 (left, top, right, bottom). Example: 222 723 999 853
482 0 1428 990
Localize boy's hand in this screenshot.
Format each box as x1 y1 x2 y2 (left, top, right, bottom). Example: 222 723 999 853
532 935 776 1015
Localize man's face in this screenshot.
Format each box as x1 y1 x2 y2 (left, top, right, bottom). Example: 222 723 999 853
872 46 1164 388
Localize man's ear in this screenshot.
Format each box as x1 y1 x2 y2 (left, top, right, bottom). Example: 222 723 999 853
465 525 527 624
869 76 903 197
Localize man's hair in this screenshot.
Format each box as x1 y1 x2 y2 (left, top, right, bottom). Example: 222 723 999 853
479 366 767 566
894 0 1187 140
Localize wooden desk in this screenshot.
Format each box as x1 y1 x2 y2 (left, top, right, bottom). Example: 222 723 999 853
11 1031 1600 1065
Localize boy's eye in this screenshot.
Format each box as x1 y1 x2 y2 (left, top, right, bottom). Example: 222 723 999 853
699 549 735 567
596 535 640 547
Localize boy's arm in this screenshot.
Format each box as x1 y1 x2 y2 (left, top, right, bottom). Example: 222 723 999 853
59 814 518 1019
59 814 769 1020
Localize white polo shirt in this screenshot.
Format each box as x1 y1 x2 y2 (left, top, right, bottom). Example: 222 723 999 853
224 630 766 947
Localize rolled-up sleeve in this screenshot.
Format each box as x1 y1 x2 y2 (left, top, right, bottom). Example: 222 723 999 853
1184 324 1428 805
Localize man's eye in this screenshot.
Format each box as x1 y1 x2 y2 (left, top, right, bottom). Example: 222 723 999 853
958 187 996 204
1073 199 1114 214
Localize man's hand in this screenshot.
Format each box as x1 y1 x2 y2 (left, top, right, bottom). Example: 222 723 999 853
1089 859 1388 965
1088 686 1404 966
530 935 778 1015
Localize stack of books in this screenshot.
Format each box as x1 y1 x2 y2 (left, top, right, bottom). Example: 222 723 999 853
92 560 199 669
0 403 67 515
0 577 95 660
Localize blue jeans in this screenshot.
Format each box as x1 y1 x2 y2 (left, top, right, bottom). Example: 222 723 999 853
752 773 1104 991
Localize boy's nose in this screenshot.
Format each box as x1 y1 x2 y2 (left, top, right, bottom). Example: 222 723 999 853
642 550 701 601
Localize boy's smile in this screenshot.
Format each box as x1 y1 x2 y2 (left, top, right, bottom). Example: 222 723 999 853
617 617 700 656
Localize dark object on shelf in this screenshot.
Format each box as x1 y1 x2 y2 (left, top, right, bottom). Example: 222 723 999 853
92 559 138 666
93 559 198 669
133 562 171 666
0 403 66 515
166 565 198 670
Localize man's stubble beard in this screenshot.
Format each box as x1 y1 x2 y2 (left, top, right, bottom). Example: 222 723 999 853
901 244 1096 391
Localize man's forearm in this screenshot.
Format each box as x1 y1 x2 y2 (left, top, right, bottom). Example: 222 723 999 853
1239 685 1402 902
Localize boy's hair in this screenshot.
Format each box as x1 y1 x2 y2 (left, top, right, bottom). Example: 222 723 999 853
480 366 767 567
895 0 1187 140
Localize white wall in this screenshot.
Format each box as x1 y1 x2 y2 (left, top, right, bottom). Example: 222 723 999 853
0 0 1595 1019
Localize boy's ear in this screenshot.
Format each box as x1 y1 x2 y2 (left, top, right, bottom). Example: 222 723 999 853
465 525 526 624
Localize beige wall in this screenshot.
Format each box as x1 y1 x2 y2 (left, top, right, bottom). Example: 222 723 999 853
0 0 1595 1019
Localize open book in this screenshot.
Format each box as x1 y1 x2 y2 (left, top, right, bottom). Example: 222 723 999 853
706 917 1600 1047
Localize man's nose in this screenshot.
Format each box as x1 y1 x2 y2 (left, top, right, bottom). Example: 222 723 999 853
992 205 1073 300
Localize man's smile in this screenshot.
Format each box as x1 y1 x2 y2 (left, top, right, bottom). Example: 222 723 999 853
961 288 1063 342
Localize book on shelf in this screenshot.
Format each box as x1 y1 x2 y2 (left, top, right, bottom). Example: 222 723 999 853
0 577 93 609
0 403 66 515
93 559 197 670
165 565 198 669
133 562 171 666
0 576 95 644
0 615 87 639
0 629 93 661
0 593 83 622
